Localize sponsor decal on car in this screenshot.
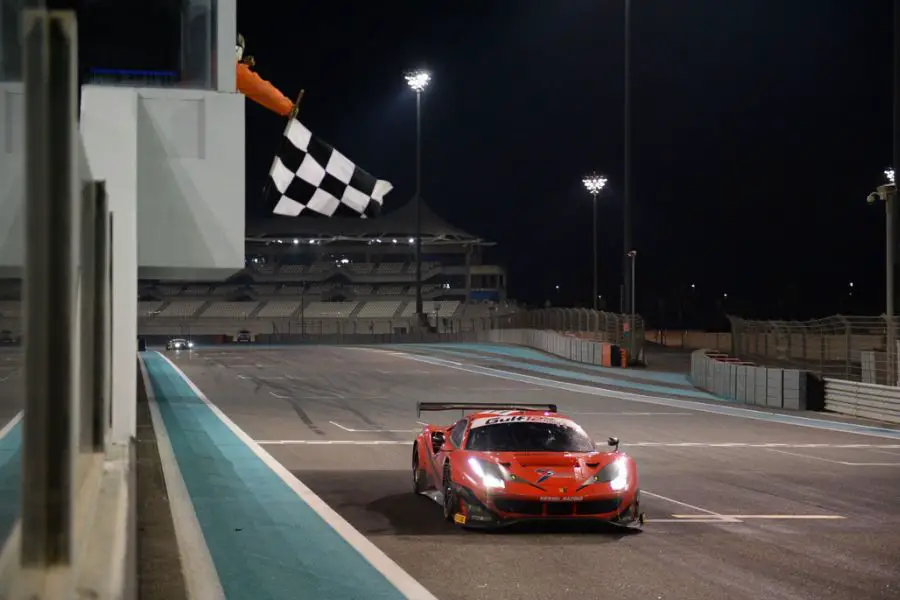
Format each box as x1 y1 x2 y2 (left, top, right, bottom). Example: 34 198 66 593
540 496 584 502
471 415 574 429
454 513 467 524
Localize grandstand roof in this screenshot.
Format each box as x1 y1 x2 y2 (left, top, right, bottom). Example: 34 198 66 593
246 199 493 245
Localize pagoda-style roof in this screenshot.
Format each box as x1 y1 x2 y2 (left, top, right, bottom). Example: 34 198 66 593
246 199 493 245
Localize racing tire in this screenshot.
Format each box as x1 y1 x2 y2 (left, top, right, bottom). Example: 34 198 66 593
441 462 460 522
412 445 427 495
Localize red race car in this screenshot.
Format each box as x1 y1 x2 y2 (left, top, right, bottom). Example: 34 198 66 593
412 402 644 529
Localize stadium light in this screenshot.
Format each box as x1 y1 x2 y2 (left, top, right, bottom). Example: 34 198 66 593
583 173 608 311
405 69 431 93
405 68 431 326
887 168 896 184
582 174 608 195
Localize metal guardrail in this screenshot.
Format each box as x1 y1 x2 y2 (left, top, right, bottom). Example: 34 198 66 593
823 379 900 424
728 314 898 384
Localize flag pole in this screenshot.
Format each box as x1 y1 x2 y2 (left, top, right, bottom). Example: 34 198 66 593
260 89 305 208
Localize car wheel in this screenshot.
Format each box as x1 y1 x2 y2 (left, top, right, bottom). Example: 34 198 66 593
441 462 459 522
412 445 427 495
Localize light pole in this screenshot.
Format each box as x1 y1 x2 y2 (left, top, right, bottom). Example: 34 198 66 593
869 167 896 384
405 68 431 326
583 173 608 311
627 249 636 363
623 0 633 322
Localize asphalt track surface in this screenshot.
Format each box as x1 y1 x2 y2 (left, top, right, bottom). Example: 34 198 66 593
163 346 899 599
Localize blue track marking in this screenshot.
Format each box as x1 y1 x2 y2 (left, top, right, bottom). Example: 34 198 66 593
0 419 21 543
142 353 409 600
395 350 900 440
397 343 726 402
411 342 693 385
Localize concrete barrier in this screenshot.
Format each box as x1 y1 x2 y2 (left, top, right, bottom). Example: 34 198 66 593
479 329 628 367
824 379 900 424
690 349 824 411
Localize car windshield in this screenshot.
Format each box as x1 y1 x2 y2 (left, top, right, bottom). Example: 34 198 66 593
465 421 594 452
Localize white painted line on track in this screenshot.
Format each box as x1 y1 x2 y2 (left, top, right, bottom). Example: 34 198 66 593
156 352 438 600
386 350 900 440
270 391 290 400
0 411 22 441
258 440 409 445
642 491 740 523
329 421 419 433
626 442 900 448
672 514 846 520
648 518 730 523
767 448 900 466
574 411 691 416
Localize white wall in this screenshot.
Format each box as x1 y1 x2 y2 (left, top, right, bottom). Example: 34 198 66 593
134 88 245 280
80 86 139 443
0 82 24 276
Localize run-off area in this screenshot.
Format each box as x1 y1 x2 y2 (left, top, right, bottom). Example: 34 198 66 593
167 346 900 600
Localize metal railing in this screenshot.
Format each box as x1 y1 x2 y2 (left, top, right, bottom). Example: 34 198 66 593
728 314 898 384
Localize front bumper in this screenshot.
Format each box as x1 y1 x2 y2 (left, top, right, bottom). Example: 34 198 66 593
452 483 642 529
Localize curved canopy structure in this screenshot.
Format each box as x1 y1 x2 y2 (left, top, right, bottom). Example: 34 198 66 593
246 199 493 245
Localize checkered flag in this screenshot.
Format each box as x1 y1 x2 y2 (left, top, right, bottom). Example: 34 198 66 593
264 116 392 218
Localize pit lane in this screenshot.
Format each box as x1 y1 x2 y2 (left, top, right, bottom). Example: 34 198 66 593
167 345 900 600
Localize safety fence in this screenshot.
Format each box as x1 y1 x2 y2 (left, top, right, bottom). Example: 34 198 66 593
728 314 899 384
134 307 646 353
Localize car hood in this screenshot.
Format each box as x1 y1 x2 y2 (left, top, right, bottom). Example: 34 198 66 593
469 451 623 494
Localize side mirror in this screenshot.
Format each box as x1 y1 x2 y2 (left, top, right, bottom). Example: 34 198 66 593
607 437 620 451
431 431 446 454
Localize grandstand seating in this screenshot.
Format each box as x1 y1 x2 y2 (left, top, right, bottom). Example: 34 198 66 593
0 302 21 318
200 301 258 318
400 300 460 318
138 301 163 317
157 300 205 318
255 300 301 318
182 285 208 295
348 262 374 274
356 300 402 319
252 284 277 295
350 284 373 296
303 301 358 318
375 262 403 274
278 285 304 295
377 285 406 295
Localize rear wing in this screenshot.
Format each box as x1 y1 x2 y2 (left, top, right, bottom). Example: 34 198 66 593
416 402 558 418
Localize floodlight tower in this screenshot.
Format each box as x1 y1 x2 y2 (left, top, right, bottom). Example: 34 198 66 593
405 68 431 324
868 167 898 383
583 173 608 310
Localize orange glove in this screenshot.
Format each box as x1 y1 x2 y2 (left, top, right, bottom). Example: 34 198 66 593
236 62 294 117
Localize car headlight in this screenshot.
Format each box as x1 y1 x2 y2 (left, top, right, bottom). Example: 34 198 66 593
593 459 630 492
188 342 194 348
467 457 508 489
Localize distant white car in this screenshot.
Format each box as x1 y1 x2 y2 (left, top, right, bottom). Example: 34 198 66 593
166 338 194 351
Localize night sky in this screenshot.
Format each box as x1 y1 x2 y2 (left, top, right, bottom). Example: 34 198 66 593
239 2 892 323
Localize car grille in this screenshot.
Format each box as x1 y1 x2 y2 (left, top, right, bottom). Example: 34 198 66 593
493 497 621 517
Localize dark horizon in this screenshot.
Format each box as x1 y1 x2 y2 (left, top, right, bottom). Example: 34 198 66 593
235 1 894 324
